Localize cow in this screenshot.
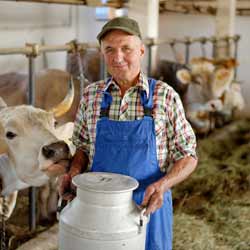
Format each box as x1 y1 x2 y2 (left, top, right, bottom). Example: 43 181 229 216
66 48 102 83
0 49 102 125
0 81 75 221
0 69 81 124
185 57 243 134
153 60 192 102
189 57 236 100
154 57 243 134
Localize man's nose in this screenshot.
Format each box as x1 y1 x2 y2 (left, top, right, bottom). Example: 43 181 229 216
113 50 124 63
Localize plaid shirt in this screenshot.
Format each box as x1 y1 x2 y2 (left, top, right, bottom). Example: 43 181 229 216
72 72 197 172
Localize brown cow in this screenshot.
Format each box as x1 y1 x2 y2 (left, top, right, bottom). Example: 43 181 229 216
66 49 102 83
0 69 80 124
0 49 102 124
153 60 192 102
185 57 243 134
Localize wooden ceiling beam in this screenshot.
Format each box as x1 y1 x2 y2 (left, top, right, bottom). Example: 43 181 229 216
159 0 250 15
2 0 126 7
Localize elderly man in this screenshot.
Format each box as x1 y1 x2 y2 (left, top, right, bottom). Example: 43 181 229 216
59 17 197 250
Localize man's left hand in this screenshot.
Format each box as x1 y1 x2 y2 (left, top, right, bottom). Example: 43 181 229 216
141 181 165 216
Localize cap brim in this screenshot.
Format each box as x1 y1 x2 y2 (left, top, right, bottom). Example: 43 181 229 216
97 26 141 42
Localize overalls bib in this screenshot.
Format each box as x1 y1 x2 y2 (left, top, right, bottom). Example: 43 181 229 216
91 78 173 250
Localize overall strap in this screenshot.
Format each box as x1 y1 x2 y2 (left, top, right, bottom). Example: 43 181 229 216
100 78 113 118
140 78 157 117
100 77 157 118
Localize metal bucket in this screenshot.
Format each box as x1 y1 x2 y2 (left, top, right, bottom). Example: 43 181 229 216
59 172 148 250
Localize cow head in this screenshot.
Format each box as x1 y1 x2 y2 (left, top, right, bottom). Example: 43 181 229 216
155 60 192 101
189 57 237 100
0 77 75 196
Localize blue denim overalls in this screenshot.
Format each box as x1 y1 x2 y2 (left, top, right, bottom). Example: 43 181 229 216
91 78 173 250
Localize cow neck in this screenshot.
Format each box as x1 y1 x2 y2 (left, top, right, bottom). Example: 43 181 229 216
0 153 30 195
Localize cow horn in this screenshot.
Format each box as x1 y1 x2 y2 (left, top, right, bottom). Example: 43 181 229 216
0 97 7 110
49 76 75 118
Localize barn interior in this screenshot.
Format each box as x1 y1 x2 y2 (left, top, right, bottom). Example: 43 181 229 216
0 0 250 249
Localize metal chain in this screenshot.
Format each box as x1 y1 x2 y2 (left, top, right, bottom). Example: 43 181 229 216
1 195 7 250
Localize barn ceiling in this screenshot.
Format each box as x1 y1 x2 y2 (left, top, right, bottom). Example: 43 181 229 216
2 0 250 15
2 0 128 7
159 0 250 16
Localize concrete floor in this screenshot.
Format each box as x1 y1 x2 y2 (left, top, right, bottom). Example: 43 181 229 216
16 224 58 250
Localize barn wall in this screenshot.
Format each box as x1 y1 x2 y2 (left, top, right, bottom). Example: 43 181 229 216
0 3 105 74
0 2 75 73
158 13 215 62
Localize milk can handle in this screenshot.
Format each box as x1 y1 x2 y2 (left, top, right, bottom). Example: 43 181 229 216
139 207 147 234
57 197 68 220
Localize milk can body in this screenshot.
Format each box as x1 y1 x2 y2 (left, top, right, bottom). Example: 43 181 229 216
59 172 148 250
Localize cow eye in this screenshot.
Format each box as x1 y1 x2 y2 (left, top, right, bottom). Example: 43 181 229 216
54 120 58 127
6 131 17 140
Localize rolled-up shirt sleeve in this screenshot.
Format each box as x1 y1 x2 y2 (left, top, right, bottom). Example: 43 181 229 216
71 93 90 155
166 89 197 165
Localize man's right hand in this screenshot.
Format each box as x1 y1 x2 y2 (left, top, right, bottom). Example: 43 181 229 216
58 172 76 201
58 148 89 201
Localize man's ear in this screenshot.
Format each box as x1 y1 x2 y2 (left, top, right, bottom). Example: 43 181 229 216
140 43 145 57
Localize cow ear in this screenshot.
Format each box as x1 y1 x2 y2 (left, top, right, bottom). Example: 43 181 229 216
176 69 191 84
0 97 7 110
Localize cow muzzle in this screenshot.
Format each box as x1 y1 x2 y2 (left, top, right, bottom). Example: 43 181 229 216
39 141 72 176
42 140 71 161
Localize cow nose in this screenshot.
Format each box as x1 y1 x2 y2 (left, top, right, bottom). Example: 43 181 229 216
42 141 70 161
42 145 55 159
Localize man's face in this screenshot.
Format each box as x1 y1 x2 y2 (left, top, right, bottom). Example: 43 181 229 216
100 30 145 85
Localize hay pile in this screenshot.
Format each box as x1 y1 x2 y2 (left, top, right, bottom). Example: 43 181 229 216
173 119 250 250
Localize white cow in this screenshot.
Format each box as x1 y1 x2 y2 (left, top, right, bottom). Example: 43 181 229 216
0 79 75 221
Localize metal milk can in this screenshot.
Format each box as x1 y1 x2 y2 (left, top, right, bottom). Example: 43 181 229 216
59 172 149 250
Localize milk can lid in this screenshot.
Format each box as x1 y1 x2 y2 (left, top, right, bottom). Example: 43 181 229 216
73 172 139 193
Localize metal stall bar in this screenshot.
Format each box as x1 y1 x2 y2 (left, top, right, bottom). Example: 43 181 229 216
184 37 191 64
26 44 37 231
200 37 207 58
146 39 154 76
233 35 240 80
169 39 179 62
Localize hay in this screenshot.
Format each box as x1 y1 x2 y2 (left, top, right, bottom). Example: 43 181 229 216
173 119 250 250
211 197 250 250
173 213 215 250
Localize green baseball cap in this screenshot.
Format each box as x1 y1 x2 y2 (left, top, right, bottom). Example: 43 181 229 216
97 17 142 43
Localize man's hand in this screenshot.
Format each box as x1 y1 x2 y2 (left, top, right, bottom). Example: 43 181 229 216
58 148 89 201
44 160 70 177
58 173 76 201
141 156 198 216
141 181 165 216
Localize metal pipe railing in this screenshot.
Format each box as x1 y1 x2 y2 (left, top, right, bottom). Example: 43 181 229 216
0 41 98 56
144 35 240 47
